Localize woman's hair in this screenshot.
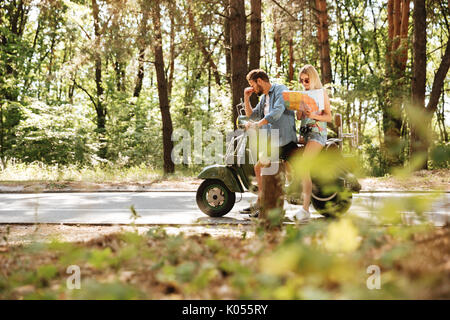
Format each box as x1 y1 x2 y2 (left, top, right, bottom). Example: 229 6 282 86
298 65 323 90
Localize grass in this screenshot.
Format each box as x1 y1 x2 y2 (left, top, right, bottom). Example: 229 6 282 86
0 160 448 192
0 160 202 184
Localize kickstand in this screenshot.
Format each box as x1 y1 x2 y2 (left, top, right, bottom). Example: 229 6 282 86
235 192 243 203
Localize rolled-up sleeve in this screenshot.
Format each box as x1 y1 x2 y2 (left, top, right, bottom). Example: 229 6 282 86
264 86 286 124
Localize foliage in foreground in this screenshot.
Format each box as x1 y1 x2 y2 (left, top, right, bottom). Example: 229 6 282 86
0 217 448 300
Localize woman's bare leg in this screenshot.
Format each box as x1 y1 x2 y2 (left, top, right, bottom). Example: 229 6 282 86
302 141 323 211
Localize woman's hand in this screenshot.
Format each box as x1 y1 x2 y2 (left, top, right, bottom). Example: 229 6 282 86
303 108 312 118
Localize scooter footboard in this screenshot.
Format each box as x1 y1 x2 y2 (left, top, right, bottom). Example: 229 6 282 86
197 165 244 193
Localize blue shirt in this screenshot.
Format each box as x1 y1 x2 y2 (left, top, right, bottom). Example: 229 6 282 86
249 83 297 147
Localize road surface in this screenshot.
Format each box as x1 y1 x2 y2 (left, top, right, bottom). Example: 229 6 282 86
0 191 448 226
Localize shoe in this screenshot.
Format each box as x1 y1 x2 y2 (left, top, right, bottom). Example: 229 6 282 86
295 207 310 222
239 203 259 214
239 206 252 214
249 209 259 218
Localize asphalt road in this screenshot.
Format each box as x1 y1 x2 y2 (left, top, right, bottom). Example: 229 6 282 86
0 191 448 226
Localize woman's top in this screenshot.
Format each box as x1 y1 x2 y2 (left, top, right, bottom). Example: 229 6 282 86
300 88 327 137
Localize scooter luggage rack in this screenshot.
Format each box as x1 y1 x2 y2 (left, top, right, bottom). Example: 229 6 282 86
224 130 256 166
223 100 256 166
334 113 359 151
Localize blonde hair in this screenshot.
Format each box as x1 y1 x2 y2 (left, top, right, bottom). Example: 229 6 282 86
299 65 323 90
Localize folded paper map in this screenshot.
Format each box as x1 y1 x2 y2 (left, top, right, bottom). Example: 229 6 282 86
282 89 325 114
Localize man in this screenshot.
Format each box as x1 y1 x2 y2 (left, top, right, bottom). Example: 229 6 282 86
240 69 298 216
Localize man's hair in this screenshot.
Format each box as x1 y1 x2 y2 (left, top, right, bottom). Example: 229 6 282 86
246 69 270 82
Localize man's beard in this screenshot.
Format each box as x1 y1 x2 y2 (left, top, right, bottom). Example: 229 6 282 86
256 84 263 96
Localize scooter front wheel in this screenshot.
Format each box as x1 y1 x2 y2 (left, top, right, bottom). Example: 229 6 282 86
196 179 236 217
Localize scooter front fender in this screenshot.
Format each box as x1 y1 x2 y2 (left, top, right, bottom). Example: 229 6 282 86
198 165 244 193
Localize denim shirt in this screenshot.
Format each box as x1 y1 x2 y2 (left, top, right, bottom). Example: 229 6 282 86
249 83 297 147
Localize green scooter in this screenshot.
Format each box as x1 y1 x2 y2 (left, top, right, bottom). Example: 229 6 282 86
196 102 361 218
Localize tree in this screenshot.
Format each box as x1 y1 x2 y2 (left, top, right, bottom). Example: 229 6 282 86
315 0 332 84
186 0 221 86
133 0 150 98
91 0 107 159
151 1 174 174
273 8 282 77
383 0 411 168
249 0 262 71
410 0 427 167
410 0 450 169
0 0 31 167
229 0 248 128
249 0 261 106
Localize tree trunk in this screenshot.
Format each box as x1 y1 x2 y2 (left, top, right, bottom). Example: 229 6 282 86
134 47 146 98
151 1 175 174
223 0 232 86
1 0 29 102
437 94 448 142
409 0 450 170
133 2 149 98
426 42 450 114
260 162 285 230
315 0 332 84
0 104 4 169
288 37 294 82
249 0 261 71
249 0 261 106
274 10 282 77
168 10 176 100
410 0 427 168
92 0 107 159
229 0 248 129
383 0 411 169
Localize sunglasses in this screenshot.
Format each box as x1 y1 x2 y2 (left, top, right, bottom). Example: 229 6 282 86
300 78 310 84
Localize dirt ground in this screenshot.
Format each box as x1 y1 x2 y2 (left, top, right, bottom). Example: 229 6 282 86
0 224 254 246
1 224 448 299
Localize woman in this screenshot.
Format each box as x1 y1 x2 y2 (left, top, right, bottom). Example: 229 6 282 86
295 65 332 221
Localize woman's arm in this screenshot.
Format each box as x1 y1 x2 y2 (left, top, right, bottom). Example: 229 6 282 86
310 89 332 122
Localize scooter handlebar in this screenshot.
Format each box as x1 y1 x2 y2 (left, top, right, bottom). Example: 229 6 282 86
236 115 256 130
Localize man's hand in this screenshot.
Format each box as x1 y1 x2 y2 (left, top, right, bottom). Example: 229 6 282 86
244 87 254 99
244 87 255 117
245 121 258 131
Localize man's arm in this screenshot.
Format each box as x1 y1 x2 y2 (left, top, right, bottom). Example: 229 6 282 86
264 85 286 124
244 87 254 117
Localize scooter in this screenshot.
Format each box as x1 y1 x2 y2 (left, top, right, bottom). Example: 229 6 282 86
195 102 361 218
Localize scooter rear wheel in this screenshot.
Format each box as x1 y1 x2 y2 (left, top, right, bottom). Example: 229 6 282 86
196 179 236 217
311 188 352 218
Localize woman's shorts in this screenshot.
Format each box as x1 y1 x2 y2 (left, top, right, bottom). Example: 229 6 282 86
303 131 327 146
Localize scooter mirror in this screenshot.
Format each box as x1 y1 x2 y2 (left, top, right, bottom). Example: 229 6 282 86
235 99 246 116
